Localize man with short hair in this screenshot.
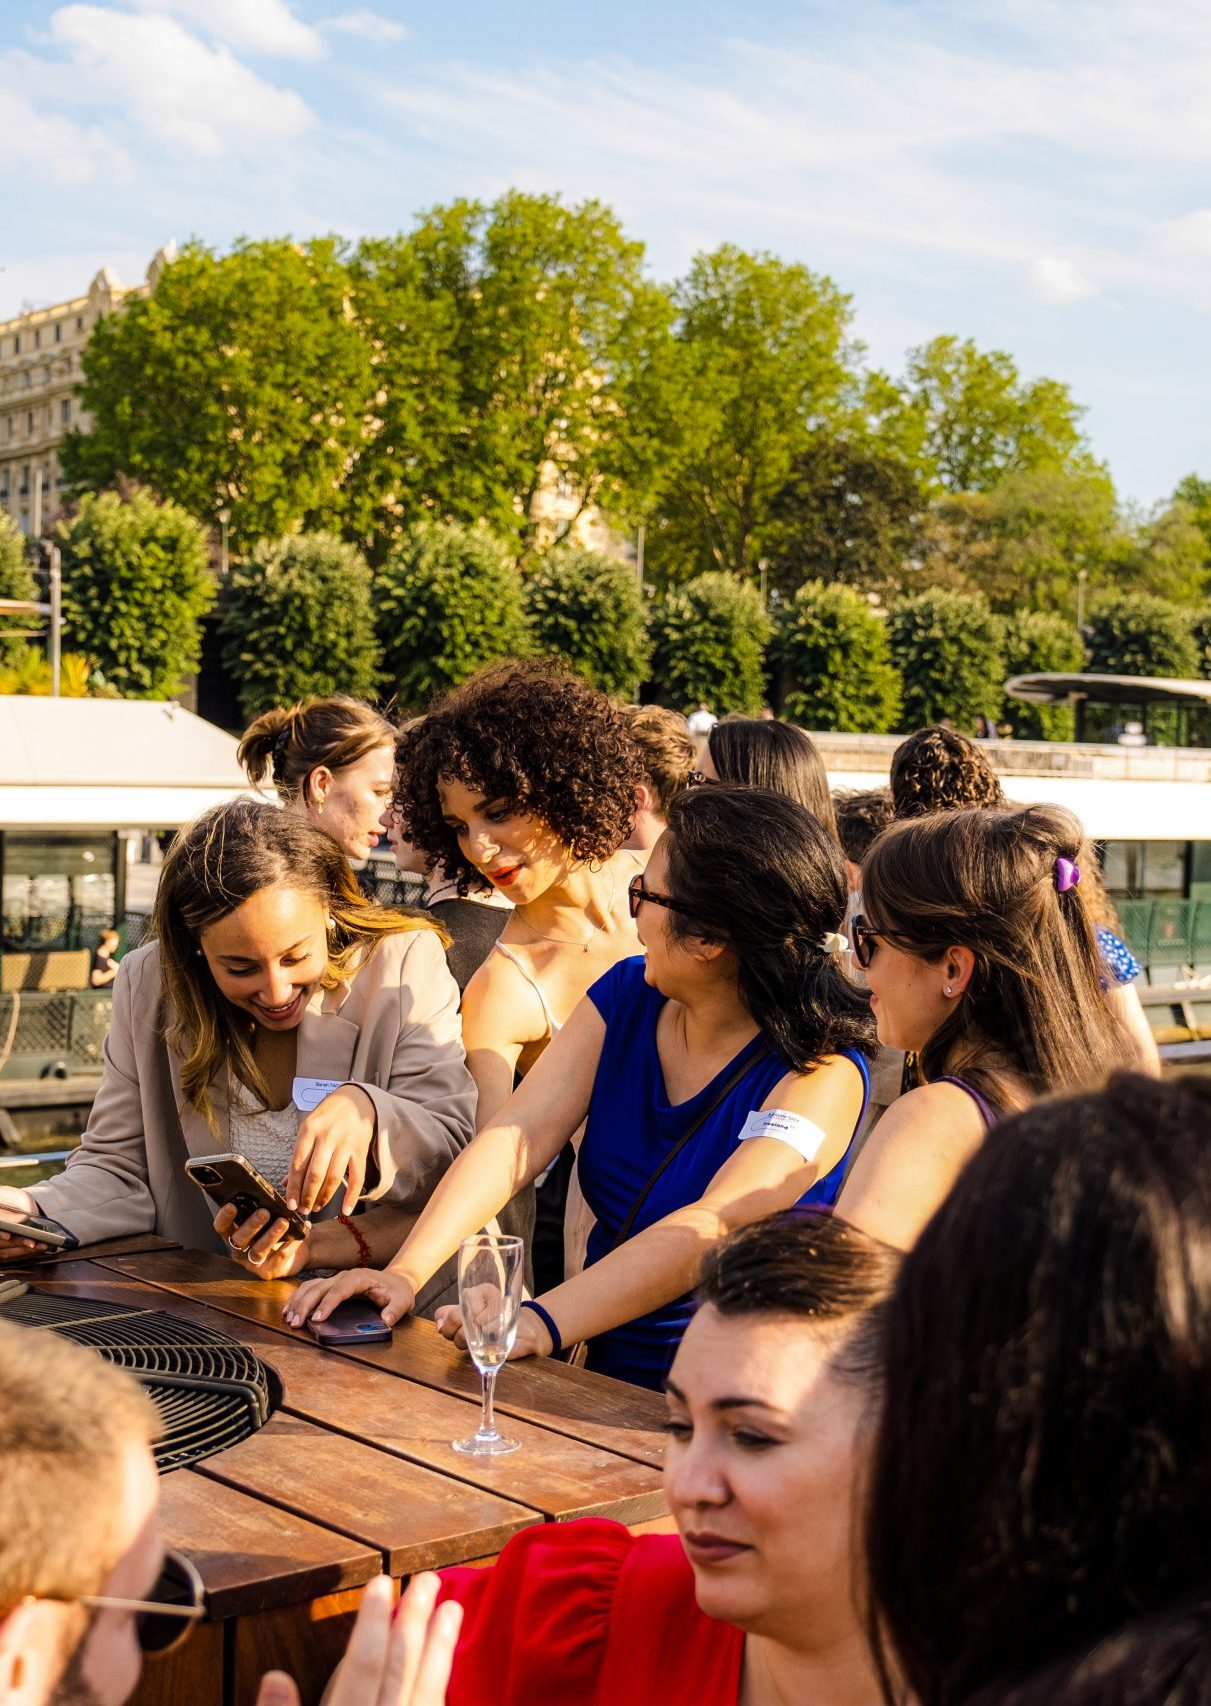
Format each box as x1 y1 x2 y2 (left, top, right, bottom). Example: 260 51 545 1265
0 1320 458 1706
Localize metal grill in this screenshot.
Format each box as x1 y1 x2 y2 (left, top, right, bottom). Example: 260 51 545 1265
0 990 113 1072
0 1288 275 1472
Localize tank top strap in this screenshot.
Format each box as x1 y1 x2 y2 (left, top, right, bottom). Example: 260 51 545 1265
932 1074 998 1130
490 942 560 1038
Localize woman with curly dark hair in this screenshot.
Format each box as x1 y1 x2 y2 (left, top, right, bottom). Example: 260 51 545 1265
287 785 876 1390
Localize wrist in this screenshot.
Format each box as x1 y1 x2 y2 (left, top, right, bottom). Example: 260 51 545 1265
521 1299 561 1357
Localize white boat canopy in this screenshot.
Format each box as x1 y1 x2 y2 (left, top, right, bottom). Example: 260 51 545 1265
0 697 259 830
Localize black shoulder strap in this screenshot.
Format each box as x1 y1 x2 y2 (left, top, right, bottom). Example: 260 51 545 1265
609 1045 772 1253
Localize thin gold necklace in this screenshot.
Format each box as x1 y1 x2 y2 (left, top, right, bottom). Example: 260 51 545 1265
515 866 617 953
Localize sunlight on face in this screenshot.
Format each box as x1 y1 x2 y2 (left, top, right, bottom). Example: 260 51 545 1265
199 886 328 1031
663 1304 867 1641
308 743 395 862
437 775 573 903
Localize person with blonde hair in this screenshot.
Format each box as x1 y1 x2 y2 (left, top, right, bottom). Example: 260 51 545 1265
621 704 696 851
239 695 396 864
0 798 474 1283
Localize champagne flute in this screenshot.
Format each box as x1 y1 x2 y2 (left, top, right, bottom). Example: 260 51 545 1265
451 1233 524 1457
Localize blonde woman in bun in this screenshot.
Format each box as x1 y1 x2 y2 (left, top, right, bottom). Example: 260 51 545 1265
239 695 396 864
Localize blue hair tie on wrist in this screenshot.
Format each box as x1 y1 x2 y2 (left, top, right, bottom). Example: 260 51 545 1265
520 1298 563 1356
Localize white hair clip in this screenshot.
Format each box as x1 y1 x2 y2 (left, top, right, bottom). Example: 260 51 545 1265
818 931 849 956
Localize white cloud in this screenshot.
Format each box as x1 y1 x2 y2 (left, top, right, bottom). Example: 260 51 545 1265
0 85 130 183
137 0 325 60
1028 256 1097 304
46 6 313 156
325 9 408 43
1157 210 1211 259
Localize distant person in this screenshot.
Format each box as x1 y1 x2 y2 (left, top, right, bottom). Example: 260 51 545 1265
0 1319 460 1706
833 788 893 897
621 704 696 851
89 927 121 988
974 713 996 740
890 724 1005 819
1117 720 1148 748
698 717 839 844
686 701 717 739
238 695 396 865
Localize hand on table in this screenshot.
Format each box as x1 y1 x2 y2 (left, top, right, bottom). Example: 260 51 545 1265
0 1186 46 1259
256 1574 461 1706
433 1299 554 1360
285 1084 377 1218
285 1264 416 1330
214 1202 313 1281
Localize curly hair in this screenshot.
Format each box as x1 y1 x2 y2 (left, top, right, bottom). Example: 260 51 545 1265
834 788 894 866
890 726 1006 820
392 658 645 894
622 703 696 816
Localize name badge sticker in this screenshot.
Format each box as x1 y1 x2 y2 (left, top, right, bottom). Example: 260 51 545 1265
292 1076 343 1113
737 1106 828 1164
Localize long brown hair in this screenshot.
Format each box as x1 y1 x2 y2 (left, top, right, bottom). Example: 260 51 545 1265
861 804 1133 1110
707 718 840 844
238 695 394 808
154 798 442 1127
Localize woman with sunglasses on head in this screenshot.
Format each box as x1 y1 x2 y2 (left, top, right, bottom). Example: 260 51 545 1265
695 717 839 843
836 803 1134 1251
239 694 397 866
287 786 875 1390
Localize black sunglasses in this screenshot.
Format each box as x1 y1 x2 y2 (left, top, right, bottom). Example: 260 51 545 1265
35 1549 206 1655
851 914 885 971
628 872 693 920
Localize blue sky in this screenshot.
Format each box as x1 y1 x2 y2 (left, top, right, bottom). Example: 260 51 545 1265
2 0 1209 508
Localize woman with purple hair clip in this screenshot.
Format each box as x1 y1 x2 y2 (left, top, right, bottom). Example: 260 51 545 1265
836 802 1137 1250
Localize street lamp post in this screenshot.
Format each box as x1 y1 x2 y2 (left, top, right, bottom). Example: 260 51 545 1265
1076 566 1088 634
217 506 231 577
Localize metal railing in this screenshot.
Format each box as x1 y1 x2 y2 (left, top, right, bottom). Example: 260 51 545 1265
808 731 1211 784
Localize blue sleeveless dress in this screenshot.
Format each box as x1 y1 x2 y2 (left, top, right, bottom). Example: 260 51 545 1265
577 957 871 1390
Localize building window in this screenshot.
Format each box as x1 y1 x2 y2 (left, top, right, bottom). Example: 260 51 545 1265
18 511 28 534
4 417 11 439
12 335 19 355
19 465 29 496
60 399 71 426
54 323 62 344
33 329 40 349
26 412 33 433
76 316 84 330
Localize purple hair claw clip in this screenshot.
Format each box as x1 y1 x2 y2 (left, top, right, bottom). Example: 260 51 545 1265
1055 856 1081 893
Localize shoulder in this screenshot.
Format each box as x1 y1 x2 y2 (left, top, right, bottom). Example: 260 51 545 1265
352 924 447 985
1095 924 1141 986
588 953 649 1020
114 939 162 1004
761 1051 867 1117
837 1078 989 1249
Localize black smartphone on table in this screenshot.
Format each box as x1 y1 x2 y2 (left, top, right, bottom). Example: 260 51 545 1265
0 1212 78 1250
183 1154 310 1242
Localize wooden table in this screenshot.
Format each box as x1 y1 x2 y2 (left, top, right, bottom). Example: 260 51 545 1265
1 1238 668 1706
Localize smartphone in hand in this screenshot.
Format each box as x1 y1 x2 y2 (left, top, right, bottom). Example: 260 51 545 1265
308 1299 392 1346
0 1212 78 1250
184 1154 310 1242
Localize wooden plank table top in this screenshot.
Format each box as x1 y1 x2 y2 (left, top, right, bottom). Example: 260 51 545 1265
2 1248 669 1624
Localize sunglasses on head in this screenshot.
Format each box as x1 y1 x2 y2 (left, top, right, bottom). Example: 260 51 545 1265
33 1548 206 1655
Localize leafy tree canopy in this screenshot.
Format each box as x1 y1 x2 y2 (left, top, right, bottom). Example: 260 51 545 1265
1083 592 1200 680
646 571 772 715
521 547 649 697
62 238 374 553
55 486 214 698
774 581 902 732
375 522 532 710
219 532 380 720
1000 609 1085 740
887 587 1005 731
894 335 1089 494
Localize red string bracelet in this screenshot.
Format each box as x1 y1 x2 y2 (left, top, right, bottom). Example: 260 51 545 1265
338 1213 372 1268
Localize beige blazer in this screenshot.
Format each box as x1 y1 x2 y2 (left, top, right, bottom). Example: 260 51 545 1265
33 929 476 1254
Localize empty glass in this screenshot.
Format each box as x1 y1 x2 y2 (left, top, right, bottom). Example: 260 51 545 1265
451 1233 524 1457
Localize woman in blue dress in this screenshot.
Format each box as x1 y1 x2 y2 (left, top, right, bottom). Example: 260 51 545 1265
287 786 877 1389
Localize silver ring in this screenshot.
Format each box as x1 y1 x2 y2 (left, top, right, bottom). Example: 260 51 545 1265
226 1235 241 1252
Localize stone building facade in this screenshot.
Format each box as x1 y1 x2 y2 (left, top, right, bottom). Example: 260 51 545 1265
0 247 174 535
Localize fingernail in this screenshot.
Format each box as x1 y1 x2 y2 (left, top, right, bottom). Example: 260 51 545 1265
287 1197 297 1211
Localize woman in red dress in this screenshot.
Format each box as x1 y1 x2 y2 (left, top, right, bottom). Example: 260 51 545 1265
436 1211 898 1706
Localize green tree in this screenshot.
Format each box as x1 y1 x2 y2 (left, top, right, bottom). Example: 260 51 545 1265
646 572 772 714
633 246 859 584
1084 592 1199 679
0 512 38 669
894 335 1088 494
55 486 214 698
353 194 668 560
763 436 923 601
774 581 901 732
887 588 1005 731
1174 473 1211 557
375 522 532 710
1001 609 1085 740
1116 498 1210 605
63 239 374 552
219 533 380 720
521 548 649 696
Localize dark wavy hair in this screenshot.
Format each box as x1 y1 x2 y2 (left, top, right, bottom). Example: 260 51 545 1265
699 1209 899 1338
707 718 839 842
890 725 1006 819
964 1600 1211 1706
866 1073 1211 1706
861 804 1132 1110
662 785 874 1071
392 658 644 895
833 788 893 867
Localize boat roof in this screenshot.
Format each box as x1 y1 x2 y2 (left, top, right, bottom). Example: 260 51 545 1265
0 696 258 830
1006 672 1211 706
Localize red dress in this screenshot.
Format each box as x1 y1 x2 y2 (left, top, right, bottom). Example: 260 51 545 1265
438 1519 745 1706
